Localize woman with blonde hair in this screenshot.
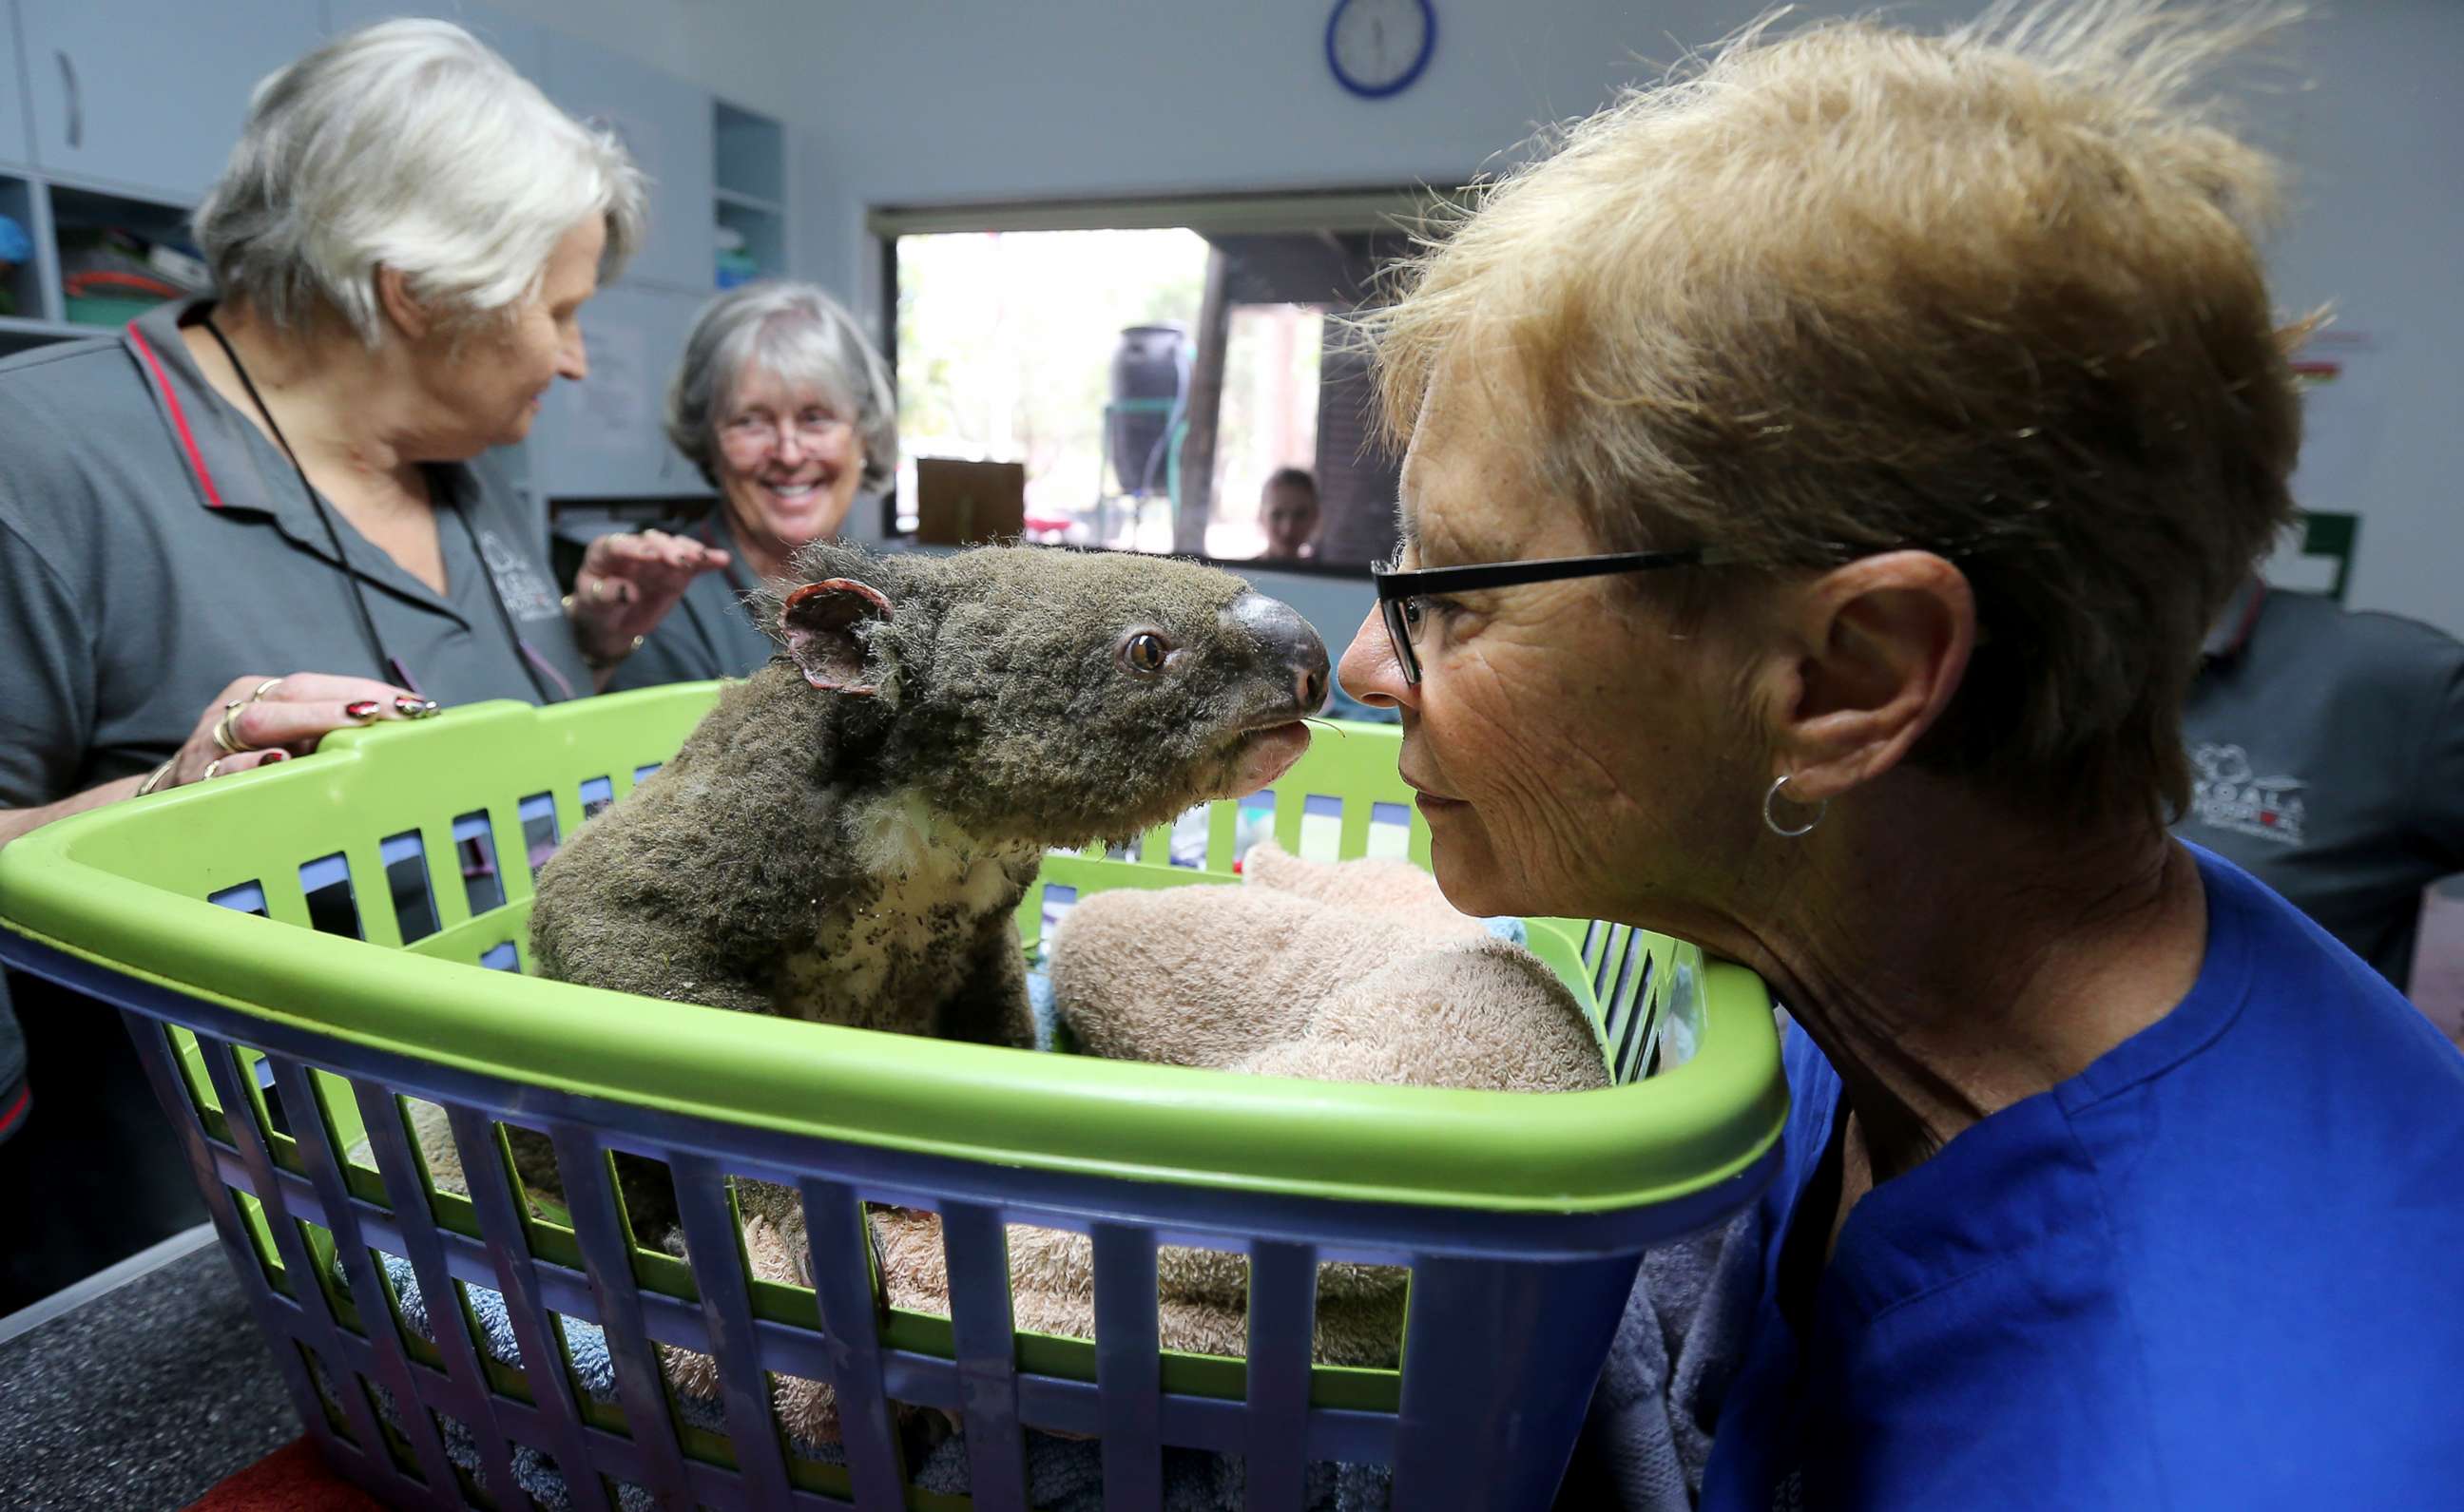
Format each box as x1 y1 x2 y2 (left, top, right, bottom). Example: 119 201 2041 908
1338 7 2464 1506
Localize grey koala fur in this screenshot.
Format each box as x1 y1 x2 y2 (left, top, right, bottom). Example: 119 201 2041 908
522 538 1327 1239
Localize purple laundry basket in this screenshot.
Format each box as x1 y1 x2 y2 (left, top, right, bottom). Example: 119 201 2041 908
0 689 1788 1509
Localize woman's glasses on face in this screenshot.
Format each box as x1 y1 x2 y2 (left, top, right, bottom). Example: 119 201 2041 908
1368 546 1727 684
1369 532 2004 682
720 408 853 457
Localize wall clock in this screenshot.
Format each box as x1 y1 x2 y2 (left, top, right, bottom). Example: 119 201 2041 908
1326 0 1436 100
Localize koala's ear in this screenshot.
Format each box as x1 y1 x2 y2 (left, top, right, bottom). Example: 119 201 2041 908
780 579 894 693
784 538 881 585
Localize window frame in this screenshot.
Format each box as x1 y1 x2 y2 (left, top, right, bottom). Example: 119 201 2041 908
869 186 1462 559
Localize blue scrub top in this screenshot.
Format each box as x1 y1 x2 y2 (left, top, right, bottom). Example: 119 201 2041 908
1703 844 2464 1510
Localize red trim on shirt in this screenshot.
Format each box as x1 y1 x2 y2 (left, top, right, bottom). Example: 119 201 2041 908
0 1081 29 1139
127 321 226 509
2221 580 2269 660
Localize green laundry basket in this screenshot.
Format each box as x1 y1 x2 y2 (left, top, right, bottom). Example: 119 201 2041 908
0 686 1787 1511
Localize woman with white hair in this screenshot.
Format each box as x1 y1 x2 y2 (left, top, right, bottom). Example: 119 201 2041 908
609 280 896 689
0 23 725 1234
0 18 721 848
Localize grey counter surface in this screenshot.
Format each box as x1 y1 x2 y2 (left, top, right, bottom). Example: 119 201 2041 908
0 1242 298 1510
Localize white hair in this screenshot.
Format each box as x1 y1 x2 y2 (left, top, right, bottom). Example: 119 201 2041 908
664 282 898 490
194 19 647 345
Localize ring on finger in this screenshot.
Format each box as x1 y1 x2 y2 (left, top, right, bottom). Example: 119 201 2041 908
247 678 284 703
213 701 253 755
202 756 229 780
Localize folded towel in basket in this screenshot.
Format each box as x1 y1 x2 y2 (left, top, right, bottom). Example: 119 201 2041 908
1049 841 1608 1097
1562 1210 1762 1512
358 842 1604 1502
336 1250 1393 1512
387 1103 1416 1443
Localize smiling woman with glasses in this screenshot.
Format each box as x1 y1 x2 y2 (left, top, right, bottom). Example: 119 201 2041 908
609 281 899 691
1335 7 2464 1510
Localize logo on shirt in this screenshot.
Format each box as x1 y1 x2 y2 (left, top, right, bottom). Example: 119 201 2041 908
2188 742 2307 847
476 528 566 624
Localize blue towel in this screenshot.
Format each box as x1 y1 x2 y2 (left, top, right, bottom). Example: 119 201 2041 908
1569 1212 1761 1510
336 1254 1389 1511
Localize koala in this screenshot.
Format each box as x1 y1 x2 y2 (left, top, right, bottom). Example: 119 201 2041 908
520 540 1329 1238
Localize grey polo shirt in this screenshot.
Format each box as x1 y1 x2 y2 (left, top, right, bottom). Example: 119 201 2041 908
0 299 593 1136
605 509 783 691
2175 581 2464 990
0 297 592 809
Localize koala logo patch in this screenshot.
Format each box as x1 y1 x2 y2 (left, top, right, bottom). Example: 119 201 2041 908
476 527 566 624
2188 742 2307 847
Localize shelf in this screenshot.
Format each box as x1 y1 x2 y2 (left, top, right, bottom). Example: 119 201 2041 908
715 196 785 286
7 167 186 216
0 315 87 340
713 100 783 204
713 186 780 216
48 182 195 242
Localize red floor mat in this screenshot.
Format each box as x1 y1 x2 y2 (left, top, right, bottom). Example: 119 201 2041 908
183 1438 386 1511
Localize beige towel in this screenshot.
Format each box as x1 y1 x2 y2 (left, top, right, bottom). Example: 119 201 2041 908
654 1202 1414 1447
1052 843 1607 1096
1239 841 1497 941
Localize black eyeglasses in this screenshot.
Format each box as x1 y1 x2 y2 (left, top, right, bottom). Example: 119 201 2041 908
1370 546 1734 684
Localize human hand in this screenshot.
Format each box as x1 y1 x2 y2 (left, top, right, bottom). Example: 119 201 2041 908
568 528 731 661
144 673 437 794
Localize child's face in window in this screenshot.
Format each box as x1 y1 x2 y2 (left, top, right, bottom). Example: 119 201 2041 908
1262 483 1319 557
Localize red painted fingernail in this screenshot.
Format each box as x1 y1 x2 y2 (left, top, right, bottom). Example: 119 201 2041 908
261 749 290 763
345 700 380 719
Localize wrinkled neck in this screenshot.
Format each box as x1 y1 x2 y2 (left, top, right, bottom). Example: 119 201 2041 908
1710 781 2205 1185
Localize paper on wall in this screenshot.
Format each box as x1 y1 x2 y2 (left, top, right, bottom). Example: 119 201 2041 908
2260 326 2384 593
572 321 649 452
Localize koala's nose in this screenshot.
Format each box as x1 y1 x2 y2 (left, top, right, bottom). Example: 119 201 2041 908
1226 591 1331 715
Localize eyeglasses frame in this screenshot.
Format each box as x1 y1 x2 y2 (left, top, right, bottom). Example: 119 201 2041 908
1369 546 1739 684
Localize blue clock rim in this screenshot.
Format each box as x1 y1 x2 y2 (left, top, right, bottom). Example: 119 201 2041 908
1325 0 1437 100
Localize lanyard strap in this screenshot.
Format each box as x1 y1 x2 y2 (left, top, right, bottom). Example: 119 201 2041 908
196 313 561 702
200 313 400 687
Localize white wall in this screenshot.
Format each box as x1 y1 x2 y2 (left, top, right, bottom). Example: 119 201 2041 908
784 0 1874 299
476 0 809 123
770 0 2462 638
2253 0 2464 636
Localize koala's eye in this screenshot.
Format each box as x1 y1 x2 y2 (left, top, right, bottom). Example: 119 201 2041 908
1122 631 1170 674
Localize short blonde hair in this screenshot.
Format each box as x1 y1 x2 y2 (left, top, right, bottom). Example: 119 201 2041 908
1366 3 2309 824
196 20 646 345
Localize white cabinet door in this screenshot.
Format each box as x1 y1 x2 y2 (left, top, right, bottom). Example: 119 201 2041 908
544 34 714 295
0 11 29 167
18 0 323 201
527 282 708 500
323 0 548 84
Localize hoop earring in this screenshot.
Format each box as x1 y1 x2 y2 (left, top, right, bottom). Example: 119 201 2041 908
1762 774 1827 838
